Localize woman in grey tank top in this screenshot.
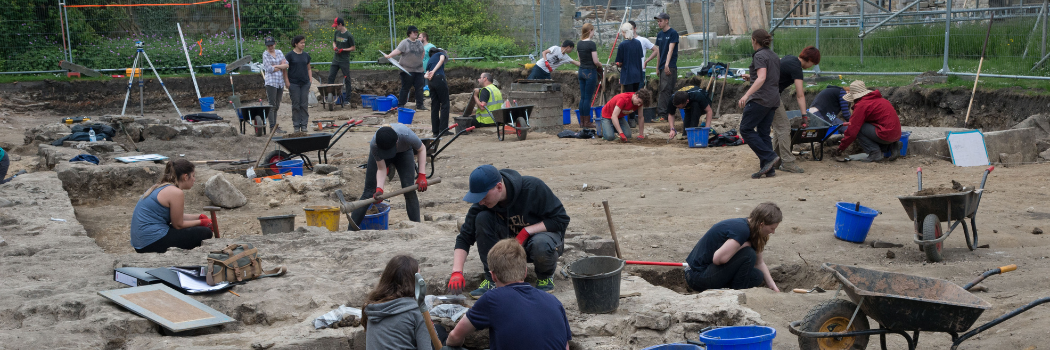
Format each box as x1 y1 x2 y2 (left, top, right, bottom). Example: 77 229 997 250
130 159 215 253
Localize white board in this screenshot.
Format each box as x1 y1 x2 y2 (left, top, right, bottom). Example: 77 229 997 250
378 50 411 74
947 130 990 167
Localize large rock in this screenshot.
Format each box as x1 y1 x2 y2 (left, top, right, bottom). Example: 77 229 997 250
23 123 71 145
144 124 179 141
37 144 86 170
204 173 247 208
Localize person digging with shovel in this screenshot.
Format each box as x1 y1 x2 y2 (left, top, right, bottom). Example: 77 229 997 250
447 165 570 298
351 124 428 229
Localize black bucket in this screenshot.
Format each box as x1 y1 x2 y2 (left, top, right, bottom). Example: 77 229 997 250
567 256 625 314
258 214 295 235
454 116 474 134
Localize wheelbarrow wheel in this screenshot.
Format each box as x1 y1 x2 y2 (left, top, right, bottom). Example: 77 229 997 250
798 299 870 350
922 214 944 262
262 150 290 176
327 93 334 111
515 117 528 141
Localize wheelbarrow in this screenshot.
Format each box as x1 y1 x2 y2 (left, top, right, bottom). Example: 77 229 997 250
261 119 363 175
419 123 475 179
789 263 1050 350
316 84 345 111
897 166 993 262
490 105 533 141
787 109 843 161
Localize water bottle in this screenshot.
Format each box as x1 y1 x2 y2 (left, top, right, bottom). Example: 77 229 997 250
88 129 96 142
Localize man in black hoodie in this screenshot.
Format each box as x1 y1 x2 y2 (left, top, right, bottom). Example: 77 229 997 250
447 165 570 298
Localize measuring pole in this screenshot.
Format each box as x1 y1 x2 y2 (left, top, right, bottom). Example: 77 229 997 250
177 23 202 99
814 0 821 75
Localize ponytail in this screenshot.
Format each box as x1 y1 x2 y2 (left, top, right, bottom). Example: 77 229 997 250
141 159 195 199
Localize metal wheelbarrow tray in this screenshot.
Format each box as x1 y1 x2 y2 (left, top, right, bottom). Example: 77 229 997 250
490 105 533 141
316 84 345 111
789 263 1050 350
262 120 362 175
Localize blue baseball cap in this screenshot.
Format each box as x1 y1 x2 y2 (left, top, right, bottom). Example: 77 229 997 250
463 165 501 203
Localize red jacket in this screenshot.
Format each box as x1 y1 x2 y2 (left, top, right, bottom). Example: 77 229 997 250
839 90 901 150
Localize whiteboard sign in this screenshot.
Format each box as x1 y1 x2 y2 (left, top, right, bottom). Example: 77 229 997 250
947 130 989 167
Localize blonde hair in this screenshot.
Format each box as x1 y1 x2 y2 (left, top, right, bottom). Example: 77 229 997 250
581 23 594 40
488 239 527 282
141 159 194 199
619 23 635 40
747 202 782 252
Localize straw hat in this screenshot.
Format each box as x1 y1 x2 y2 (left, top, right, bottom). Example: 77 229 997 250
842 80 873 102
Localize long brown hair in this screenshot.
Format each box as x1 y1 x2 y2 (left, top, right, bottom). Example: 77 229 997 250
751 29 772 48
581 23 594 40
141 159 194 199
747 202 782 252
362 255 419 329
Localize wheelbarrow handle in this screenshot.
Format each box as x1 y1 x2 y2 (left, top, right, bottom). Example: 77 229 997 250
979 166 994 190
465 126 476 132
447 123 458 130
917 167 923 191
963 264 1017 290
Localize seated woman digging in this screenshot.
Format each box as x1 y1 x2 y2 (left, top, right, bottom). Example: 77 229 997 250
363 255 434 350
683 202 782 293
130 159 215 253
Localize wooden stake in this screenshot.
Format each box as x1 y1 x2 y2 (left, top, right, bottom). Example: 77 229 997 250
715 72 728 118
602 200 623 259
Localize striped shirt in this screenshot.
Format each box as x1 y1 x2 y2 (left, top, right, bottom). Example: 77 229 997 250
262 49 285 88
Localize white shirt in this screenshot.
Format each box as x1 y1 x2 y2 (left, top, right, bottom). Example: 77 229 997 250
536 46 573 73
636 36 655 69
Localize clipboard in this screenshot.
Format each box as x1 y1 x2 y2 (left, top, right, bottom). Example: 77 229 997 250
379 50 411 74
98 284 236 333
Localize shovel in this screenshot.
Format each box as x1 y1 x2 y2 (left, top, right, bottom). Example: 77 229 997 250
246 123 278 179
414 273 445 350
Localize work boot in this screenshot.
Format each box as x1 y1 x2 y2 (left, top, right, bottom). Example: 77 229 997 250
536 277 555 292
470 279 495 299
779 161 805 173
887 141 903 161
861 152 885 163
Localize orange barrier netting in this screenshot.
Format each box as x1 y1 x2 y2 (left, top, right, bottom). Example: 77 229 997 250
66 0 223 8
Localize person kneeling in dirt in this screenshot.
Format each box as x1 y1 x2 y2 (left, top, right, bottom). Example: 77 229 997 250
464 72 501 128
683 202 782 293
600 89 651 141
351 124 429 229
362 255 434 350
446 239 572 350
833 80 902 163
130 159 215 253
666 86 714 140
447 165 570 298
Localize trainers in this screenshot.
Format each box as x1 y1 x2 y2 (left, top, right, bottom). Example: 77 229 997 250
470 279 495 299
758 157 781 175
779 161 805 173
536 277 555 292
861 152 885 163
887 141 903 161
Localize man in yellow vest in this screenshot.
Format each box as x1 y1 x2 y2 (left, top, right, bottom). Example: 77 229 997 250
461 72 502 127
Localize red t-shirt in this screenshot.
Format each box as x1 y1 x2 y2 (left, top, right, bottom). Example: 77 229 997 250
601 92 637 119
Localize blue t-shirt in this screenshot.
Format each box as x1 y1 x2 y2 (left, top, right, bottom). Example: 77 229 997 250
655 28 680 69
465 282 571 350
615 38 644 85
426 52 447 76
685 218 750 271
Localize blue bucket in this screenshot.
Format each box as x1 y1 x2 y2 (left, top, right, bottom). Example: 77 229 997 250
387 94 398 107
641 345 702 350
834 202 879 243
276 159 304 176
686 127 710 148
361 94 376 108
359 202 390 230
697 326 776 350
563 108 571 125
398 108 416 124
591 106 603 123
199 96 215 112
374 97 394 111
211 63 226 75
884 131 912 158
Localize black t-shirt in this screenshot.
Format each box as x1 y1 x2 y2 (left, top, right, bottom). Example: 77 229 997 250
778 55 804 93
812 86 850 123
333 30 355 63
285 51 312 85
666 88 711 115
479 89 490 102
577 40 597 70
686 218 751 271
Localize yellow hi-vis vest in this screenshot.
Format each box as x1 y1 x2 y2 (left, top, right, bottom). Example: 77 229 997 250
476 84 503 125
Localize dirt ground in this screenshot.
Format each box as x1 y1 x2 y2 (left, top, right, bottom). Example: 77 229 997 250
2 81 1050 349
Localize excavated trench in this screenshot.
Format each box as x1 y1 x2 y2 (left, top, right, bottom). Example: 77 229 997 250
630 263 838 294
5 68 1048 131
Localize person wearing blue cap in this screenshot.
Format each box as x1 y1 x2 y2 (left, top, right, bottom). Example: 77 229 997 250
446 165 570 298
349 124 428 229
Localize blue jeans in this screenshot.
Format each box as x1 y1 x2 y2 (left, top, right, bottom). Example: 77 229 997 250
600 117 632 140
578 68 598 125
528 65 551 80
739 101 778 168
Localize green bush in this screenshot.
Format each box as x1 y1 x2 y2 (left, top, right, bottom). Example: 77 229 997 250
449 35 522 59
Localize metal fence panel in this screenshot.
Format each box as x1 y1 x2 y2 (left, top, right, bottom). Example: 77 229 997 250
0 0 67 73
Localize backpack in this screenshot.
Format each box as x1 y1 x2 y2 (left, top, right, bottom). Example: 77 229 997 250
205 243 286 286
71 123 116 139
184 113 223 122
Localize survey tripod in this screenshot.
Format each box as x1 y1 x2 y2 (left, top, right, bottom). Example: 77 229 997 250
121 41 182 117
